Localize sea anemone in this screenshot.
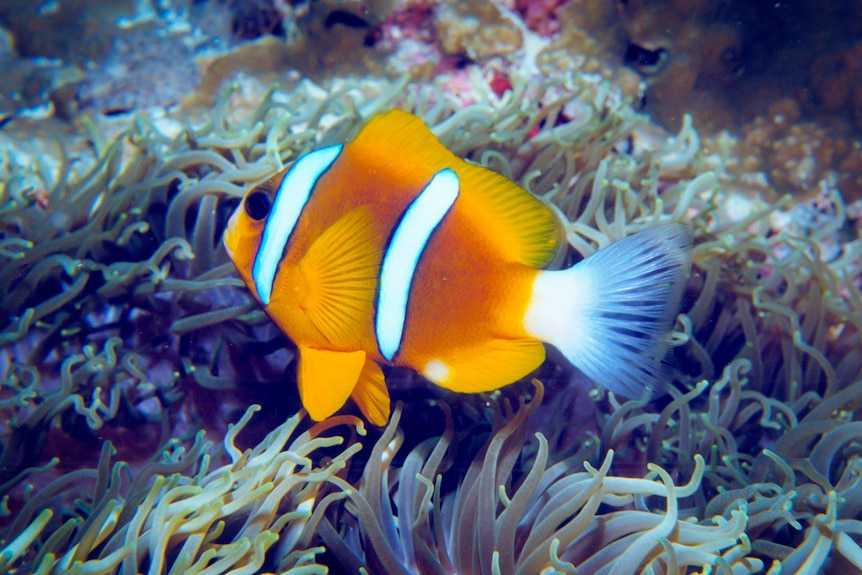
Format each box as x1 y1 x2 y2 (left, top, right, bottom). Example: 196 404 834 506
0 403 365 574
314 384 761 574
2 23 861 573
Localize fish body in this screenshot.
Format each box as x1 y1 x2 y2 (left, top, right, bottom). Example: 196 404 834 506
224 110 691 425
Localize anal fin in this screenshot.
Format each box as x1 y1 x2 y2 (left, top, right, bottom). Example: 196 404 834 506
421 338 545 394
351 359 390 426
298 346 365 421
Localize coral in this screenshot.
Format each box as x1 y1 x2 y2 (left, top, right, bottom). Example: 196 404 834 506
514 0 569 37
0 0 138 64
539 0 862 165
76 24 201 114
703 99 862 202
435 0 523 60
285 0 399 72
224 0 286 40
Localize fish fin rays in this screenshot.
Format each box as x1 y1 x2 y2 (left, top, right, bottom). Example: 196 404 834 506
524 224 692 399
351 359 390 426
354 110 562 269
293 206 380 347
298 347 366 421
456 161 563 268
351 109 456 175
422 338 545 393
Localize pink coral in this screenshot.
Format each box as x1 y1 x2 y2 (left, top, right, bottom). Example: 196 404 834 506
514 0 569 37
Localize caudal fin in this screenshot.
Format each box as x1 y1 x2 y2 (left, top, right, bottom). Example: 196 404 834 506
524 225 691 398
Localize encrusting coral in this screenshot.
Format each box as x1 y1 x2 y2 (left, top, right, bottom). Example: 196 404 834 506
2 24 862 573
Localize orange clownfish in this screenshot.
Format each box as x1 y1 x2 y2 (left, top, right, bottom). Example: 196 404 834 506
224 110 691 426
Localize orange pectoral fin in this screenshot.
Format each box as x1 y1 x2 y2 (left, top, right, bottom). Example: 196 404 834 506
298 346 366 421
289 206 381 348
351 359 390 426
420 338 546 393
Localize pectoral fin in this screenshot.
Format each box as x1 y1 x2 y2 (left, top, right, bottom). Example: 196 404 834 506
291 206 380 348
298 346 365 421
351 359 390 426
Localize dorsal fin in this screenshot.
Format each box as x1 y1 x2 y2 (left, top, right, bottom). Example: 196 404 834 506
352 110 562 268
455 159 562 268
350 109 455 175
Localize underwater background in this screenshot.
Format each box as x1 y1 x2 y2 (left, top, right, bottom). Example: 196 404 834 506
1 0 862 573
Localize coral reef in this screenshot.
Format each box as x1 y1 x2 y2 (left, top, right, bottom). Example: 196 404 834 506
1 2 862 573
725 96 862 203
549 0 862 130
76 25 201 114
532 0 862 205
435 1 523 60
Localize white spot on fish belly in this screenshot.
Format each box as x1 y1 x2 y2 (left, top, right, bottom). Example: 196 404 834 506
423 359 450 383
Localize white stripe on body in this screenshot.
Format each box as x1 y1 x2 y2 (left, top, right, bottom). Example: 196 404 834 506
252 145 342 305
376 168 460 361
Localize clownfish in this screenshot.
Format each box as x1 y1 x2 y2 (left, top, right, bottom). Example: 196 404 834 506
224 110 690 426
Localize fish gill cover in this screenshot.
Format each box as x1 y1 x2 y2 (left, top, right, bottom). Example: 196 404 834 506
0 1 861 574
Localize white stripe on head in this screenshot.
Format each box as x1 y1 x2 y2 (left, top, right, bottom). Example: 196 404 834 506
252 145 342 305
376 168 459 361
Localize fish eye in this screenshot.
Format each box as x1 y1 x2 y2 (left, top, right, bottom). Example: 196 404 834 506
244 190 271 221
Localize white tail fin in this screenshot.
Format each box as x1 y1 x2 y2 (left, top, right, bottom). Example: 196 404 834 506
524 225 691 398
